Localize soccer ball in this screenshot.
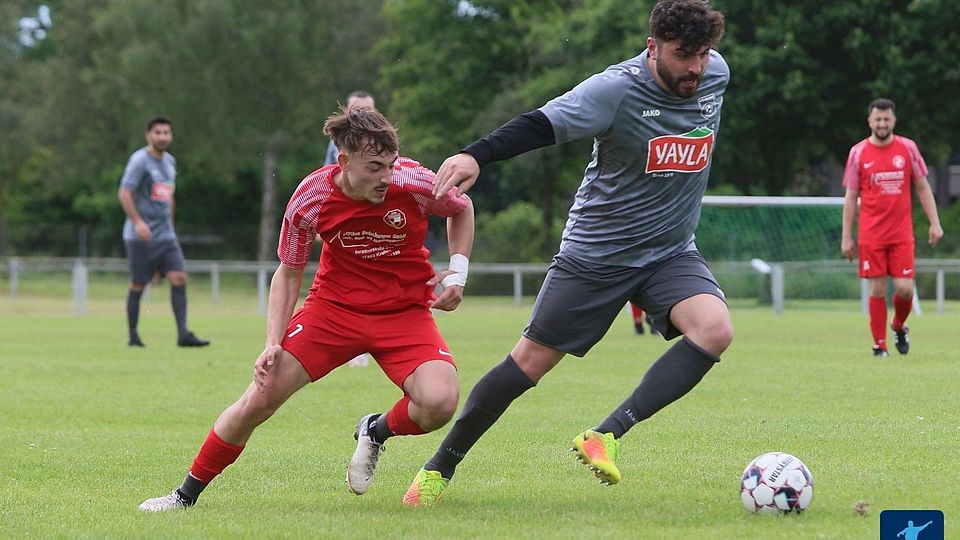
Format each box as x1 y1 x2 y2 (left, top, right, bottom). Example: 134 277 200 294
740 452 814 514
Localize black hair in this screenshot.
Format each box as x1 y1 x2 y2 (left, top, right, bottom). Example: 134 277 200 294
146 115 172 132
868 98 896 115
650 0 725 51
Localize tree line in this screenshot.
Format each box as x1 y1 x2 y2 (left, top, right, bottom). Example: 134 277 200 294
1 0 957 260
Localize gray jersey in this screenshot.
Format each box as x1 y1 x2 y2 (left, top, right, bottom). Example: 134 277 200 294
119 147 177 242
540 49 729 267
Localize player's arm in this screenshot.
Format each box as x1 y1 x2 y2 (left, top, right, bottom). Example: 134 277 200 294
429 196 475 312
913 175 943 247
840 145 863 262
841 188 859 261
118 186 152 241
432 110 556 199
254 263 305 391
118 156 152 241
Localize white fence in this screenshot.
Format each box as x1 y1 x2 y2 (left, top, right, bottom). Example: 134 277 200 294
1 257 552 315
3 256 958 316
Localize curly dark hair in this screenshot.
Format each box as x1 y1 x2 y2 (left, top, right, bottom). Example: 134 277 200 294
323 106 398 157
649 0 725 51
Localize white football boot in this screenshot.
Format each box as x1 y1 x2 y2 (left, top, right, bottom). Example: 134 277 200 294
138 490 191 512
347 413 385 495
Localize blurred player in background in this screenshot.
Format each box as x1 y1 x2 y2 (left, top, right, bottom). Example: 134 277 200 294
841 98 943 357
118 116 209 348
139 106 474 511
403 0 731 506
324 91 376 166
629 301 649 335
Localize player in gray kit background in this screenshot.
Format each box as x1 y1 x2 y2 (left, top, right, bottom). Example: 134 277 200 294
402 0 731 506
118 116 209 348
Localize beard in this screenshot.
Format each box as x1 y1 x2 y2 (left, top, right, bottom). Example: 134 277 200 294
656 57 703 98
872 128 892 141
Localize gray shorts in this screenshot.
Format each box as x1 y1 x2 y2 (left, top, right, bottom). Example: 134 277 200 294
125 238 186 285
523 250 725 356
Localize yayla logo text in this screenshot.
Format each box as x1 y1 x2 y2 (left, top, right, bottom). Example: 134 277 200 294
645 127 715 174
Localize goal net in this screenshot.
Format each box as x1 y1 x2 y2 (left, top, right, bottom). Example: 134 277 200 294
695 196 857 307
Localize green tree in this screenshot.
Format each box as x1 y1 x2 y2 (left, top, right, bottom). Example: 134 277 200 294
0 0 386 257
379 0 655 257
86 0 385 259
716 0 960 198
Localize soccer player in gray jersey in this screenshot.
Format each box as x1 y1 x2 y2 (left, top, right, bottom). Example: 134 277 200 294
403 0 730 506
118 116 209 348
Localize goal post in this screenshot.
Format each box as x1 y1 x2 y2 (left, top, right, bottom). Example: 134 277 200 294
697 196 854 312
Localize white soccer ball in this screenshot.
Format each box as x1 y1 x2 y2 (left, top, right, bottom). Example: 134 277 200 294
740 452 814 514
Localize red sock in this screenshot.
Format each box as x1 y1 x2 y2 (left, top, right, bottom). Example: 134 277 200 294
385 396 426 436
629 304 644 325
189 429 245 484
868 296 888 349
892 294 912 330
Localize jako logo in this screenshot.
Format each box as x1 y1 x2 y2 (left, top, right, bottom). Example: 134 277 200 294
645 127 714 174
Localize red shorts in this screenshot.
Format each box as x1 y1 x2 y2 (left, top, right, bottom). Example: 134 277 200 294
858 241 915 279
281 298 455 388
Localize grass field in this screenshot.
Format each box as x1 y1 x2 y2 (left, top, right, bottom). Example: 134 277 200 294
1 283 957 539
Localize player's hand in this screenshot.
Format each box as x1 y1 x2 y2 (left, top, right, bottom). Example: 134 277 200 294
433 153 480 199
840 237 855 261
254 344 284 392
929 223 944 247
134 220 152 241
427 271 464 311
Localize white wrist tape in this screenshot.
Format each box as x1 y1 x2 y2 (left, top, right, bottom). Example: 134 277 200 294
440 253 469 287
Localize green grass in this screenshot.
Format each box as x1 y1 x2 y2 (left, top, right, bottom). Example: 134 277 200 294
1 288 958 539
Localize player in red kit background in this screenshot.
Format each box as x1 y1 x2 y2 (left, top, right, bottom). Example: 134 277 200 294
139 106 475 511
841 98 943 357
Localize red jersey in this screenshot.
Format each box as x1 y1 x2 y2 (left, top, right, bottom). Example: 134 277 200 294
278 157 469 312
842 135 927 245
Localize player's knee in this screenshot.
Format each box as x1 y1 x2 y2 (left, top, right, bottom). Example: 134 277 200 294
692 318 733 356
416 389 459 431
713 321 734 354
168 272 188 286
238 392 282 425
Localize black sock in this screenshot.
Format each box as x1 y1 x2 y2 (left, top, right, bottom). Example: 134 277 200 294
369 413 394 444
126 289 143 338
171 285 188 338
425 355 535 479
176 473 206 504
595 337 719 438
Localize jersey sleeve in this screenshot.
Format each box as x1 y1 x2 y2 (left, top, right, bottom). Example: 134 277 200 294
539 69 632 144
119 152 145 190
393 158 469 217
842 143 863 191
277 184 319 269
902 137 929 179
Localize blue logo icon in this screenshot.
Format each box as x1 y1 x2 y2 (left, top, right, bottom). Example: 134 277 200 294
880 510 944 540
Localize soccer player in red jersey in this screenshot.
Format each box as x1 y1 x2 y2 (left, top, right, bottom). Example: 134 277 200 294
138 106 475 511
841 98 943 357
